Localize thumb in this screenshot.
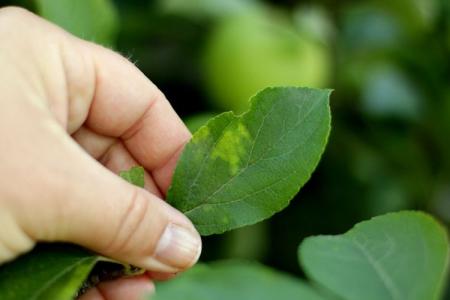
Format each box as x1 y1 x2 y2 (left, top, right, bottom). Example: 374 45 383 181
19 133 201 273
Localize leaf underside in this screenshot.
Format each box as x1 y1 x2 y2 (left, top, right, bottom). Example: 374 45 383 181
168 87 331 235
299 211 450 300
151 261 328 300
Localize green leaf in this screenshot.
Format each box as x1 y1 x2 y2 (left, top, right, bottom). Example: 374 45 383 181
0 244 97 300
120 166 145 188
0 166 145 300
35 0 119 46
151 260 328 300
299 211 449 300
157 0 262 21
168 87 331 235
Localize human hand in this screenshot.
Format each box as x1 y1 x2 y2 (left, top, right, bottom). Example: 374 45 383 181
0 6 201 299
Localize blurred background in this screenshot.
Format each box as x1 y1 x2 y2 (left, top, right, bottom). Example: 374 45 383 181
1 0 449 296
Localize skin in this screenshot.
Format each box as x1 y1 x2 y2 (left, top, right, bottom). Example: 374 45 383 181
0 6 202 300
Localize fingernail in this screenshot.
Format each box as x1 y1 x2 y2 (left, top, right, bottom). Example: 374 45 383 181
143 223 201 273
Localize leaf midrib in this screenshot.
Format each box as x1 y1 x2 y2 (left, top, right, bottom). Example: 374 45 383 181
351 238 401 300
31 256 95 300
187 168 298 220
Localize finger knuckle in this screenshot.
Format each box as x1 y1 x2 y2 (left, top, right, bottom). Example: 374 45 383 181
0 6 37 41
106 188 150 254
0 6 33 24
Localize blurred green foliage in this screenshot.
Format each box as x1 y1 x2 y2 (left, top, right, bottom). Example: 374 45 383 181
36 0 118 46
0 0 448 296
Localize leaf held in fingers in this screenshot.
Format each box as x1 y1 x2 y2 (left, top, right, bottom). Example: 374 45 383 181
167 87 331 235
299 211 450 300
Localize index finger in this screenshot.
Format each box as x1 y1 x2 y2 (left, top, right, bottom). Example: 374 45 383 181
66 38 191 194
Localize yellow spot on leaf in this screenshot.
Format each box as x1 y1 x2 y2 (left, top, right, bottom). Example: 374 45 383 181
192 126 211 144
211 122 251 175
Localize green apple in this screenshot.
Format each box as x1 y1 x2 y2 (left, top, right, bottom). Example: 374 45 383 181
202 12 331 112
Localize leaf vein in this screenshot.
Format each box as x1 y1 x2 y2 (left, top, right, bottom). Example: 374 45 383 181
352 238 401 300
31 256 95 300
